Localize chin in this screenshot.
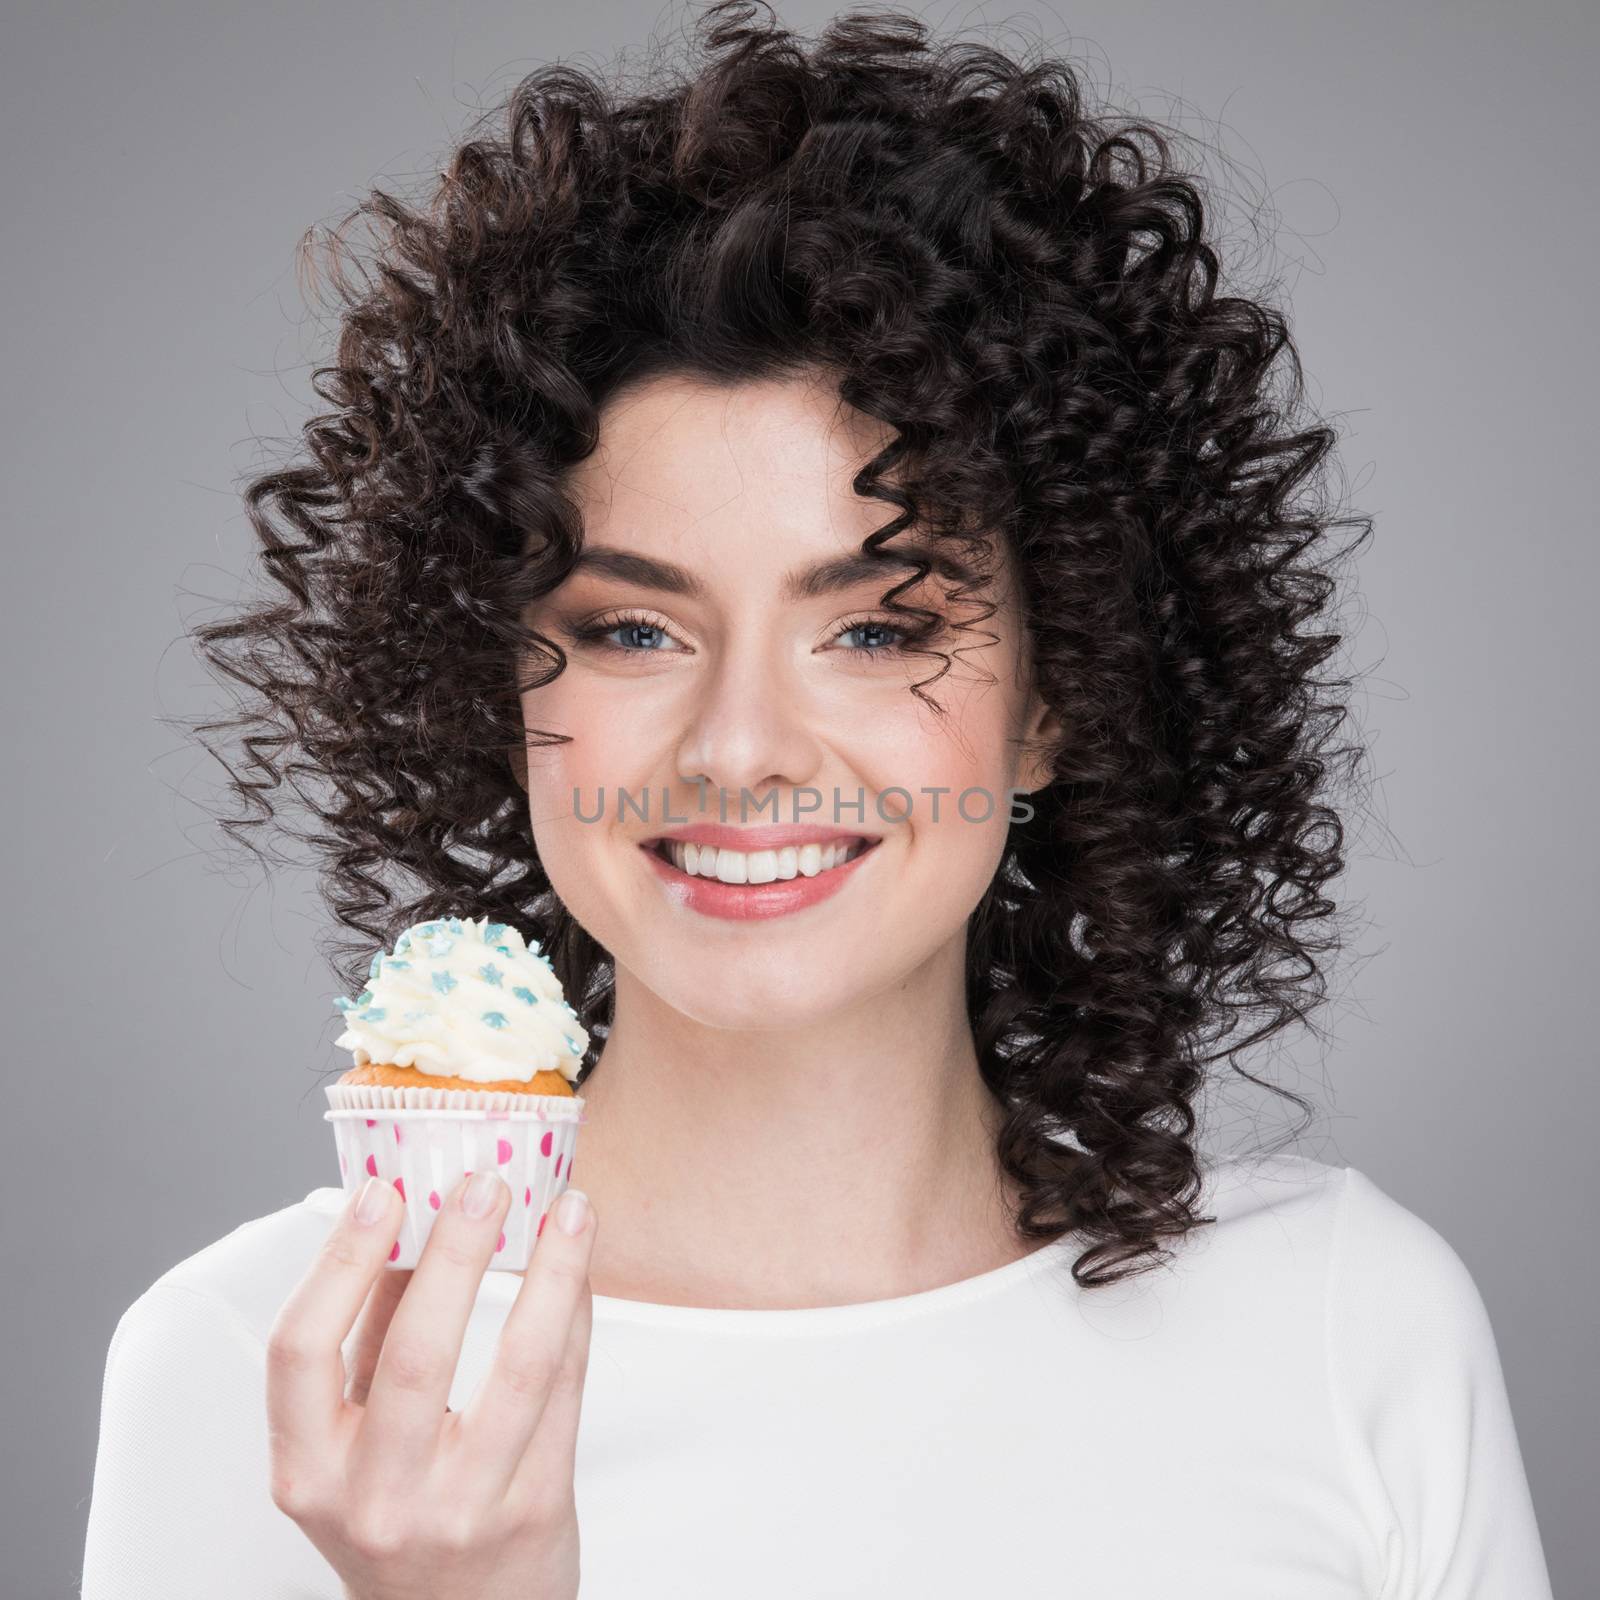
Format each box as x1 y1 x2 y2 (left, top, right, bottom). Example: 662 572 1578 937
643 944 878 1026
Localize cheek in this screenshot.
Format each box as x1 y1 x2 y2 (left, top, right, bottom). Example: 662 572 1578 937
519 675 664 807
866 685 1023 888
859 675 1022 826
518 685 637 916
520 775 628 951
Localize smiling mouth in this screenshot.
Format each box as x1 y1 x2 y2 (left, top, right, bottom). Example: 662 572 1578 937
646 837 879 884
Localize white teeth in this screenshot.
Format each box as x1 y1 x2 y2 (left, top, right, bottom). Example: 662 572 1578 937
664 839 869 882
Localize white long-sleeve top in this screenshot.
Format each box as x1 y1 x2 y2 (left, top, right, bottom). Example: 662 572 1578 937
79 1153 1554 1598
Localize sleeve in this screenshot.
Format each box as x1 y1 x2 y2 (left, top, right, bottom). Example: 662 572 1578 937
1324 1166 1555 1600
80 1279 343 1599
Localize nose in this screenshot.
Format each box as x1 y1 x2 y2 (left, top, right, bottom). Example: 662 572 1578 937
673 639 824 809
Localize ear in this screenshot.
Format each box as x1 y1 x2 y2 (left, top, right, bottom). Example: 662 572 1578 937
1013 683 1063 795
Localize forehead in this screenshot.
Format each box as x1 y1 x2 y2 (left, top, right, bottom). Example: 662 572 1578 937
561 372 1015 607
565 373 894 560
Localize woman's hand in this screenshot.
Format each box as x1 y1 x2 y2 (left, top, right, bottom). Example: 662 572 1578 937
265 1168 596 1600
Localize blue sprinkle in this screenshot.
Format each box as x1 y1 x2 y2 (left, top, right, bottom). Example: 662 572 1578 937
495 944 512 957
362 1007 387 1022
402 1007 429 1023
431 971 458 995
447 916 465 932
482 1010 508 1030
478 963 503 986
368 952 382 979
567 1036 581 1053
395 931 413 952
333 995 354 1013
424 934 456 958
385 958 410 970
355 987 373 1008
484 921 508 944
512 986 538 1006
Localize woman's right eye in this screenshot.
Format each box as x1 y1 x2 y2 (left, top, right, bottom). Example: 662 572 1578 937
564 611 687 654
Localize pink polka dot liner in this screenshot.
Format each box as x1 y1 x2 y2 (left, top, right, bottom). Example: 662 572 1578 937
324 1082 585 1271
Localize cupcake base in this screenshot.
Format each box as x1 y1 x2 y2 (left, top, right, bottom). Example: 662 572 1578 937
324 1081 585 1270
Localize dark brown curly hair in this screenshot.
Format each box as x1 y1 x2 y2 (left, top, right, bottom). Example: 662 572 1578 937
189 0 1376 1288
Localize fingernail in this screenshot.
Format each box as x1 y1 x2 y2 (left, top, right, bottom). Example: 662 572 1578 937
463 1169 504 1218
355 1176 389 1226
555 1187 589 1236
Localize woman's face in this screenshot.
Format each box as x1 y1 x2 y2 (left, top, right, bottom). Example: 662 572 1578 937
519 371 1057 1028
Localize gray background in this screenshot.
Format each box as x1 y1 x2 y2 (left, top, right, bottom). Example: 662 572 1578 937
4 1 1594 1594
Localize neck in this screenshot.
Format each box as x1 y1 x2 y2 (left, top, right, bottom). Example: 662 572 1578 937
556 937 1033 1310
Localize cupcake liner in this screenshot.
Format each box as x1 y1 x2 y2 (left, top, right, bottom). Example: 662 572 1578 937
324 1082 585 1271
324 1081 587 1119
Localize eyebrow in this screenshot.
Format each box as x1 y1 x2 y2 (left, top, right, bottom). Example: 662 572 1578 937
567 541 952 604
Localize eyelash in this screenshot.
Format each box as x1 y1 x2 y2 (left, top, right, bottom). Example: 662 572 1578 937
563 609 923 660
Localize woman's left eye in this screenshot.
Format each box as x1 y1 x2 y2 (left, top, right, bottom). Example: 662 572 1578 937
830 617 910 656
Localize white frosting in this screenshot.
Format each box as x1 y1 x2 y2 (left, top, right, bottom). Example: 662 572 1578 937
333 916 587 1084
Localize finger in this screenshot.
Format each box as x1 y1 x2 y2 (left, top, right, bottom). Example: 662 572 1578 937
352 1169 511 1485
343 1267 411 1406
504 1271 593 1505
346 1271 463 1413
265 1177 403 1481
456 1186 596 1498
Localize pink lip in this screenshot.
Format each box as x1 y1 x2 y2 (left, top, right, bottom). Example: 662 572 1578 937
640 835 880 921
644 823 879 851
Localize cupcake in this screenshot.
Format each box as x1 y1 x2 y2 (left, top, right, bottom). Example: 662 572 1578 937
323 915 588 1270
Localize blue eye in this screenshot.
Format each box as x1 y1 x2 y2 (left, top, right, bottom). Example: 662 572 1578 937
570 611 684 653
833 618 909 655
614 623 667 650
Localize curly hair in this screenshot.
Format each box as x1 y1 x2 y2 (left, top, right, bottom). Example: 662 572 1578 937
189 0 1375 1288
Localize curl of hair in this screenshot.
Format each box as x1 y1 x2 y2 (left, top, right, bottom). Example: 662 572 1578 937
190 0 1376 1288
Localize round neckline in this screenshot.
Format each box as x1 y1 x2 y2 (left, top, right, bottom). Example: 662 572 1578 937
299 1153 1301 1335
303 1184 1080 1333
488 1225 1083 1335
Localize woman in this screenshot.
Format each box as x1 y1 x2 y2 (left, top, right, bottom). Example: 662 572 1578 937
80 4 1554 1596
